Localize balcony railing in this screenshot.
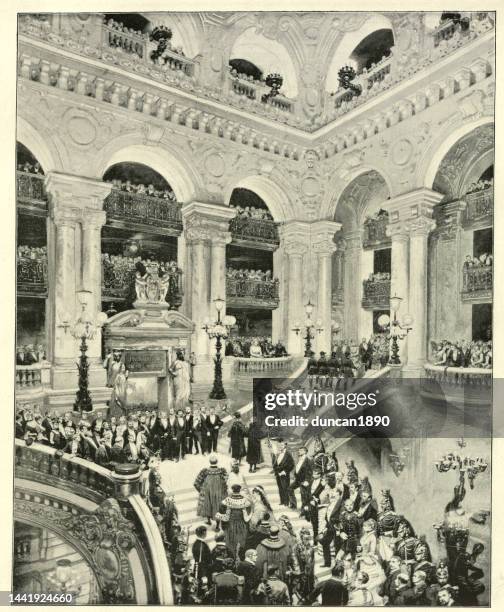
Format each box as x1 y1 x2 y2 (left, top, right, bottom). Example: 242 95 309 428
102 23 147 58
362 216 390 249
17 254 48 296
423 363 491 387
464 188 493 226
462 264 492 300
226 277 280 309
234 355 293 375
16 363 50 391
362 278 391 309
16 171 47 212
228 72 295 114
229 216 280 249
104 189 183 233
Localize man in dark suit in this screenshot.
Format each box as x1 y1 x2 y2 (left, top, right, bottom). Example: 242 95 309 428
273 440 295 506
183 406 194 455
306 467 325 537
206 408 223 453
192 525 212 584
236 549 261 604
175 409 186 461
320 473 349 567
359 338 373 371
305 562 349 606
288 446 313 511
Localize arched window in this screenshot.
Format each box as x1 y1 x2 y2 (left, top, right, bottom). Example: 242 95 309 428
229 58 263 82
16 142 44 175
349 28 394 73
103 13 150 34
103 162 174 194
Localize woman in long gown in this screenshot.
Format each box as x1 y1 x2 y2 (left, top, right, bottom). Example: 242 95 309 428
110 364 130 418
216 484 252 559
170 350 191 410
246 420 263 472
249 485 273 529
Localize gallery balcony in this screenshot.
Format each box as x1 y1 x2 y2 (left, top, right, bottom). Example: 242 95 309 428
228 72 295 114
362 277 390 309
16 171 47 214
226 277 280 310
17 251 48 297
464 187 493 227
461 264 492 302
362 215 390 249
229 216 280 250
103 188 183 235
16 363 50 391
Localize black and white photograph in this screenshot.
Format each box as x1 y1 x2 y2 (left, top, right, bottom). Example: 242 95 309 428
10 6 497 606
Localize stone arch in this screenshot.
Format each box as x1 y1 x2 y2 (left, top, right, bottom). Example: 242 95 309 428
141 12 204 58
429 123 494 200
224 174 294 223
325 14 394 93
335 169 390 231
95 140 203 203
16 116 63 173
229 27 299 98
321 164 393 224
421 118 494 194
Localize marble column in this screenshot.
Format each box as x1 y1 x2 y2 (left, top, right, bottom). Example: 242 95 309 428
312 221 340 354
182 202 235 382
385 188 444 374
45 172 112 397
343 230 363 344
387 223 410 364
407 217 436 374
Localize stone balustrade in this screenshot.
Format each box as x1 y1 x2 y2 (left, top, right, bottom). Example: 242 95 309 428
15 438 117 500
102 23 147 58
16 171 47 210
362 278 391 309
423 363 491 386
234 355 293 374
462 264 492 299
226 277 280 309
228 71 295 113
104 188 183 233
16 363 50 389
464 188 493 225
229 215 280 249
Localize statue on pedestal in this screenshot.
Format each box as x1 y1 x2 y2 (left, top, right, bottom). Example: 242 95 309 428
169 350 192 410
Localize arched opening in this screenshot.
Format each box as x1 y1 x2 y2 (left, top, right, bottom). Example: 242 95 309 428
229 27 298 98
429 125 494 355
103 12 150 34
349 28 394 72
101 162 182 319
16 142 48 369
13 520 99 603
333 170 391 348
225 188 281 355
229 58 263 81
325 15 394 94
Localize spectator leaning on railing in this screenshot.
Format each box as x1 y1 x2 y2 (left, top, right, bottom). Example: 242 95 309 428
231 204 274 221
225 336 288 359
106 178 177 202
431 339 492 369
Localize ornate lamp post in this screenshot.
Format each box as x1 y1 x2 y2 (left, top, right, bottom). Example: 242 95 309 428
292 300 324 357
70 290 108 414
388 294 413 365
203 298 236 400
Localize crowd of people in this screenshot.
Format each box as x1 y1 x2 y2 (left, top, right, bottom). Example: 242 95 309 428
17 244 47 261
465 178 493 194
225 336 288 359
231 204 274 221
226 268 279 300
104 16 148 39
16 345 46 366
431 340 492 369
17 161 43 174
463 253 493 269
163 439 487 605
307 337 390 387
106 177 177 202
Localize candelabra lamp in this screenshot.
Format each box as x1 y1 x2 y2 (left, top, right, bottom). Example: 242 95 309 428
388 294 413 365
292 300 324 357
337 65 362 98
202 298 236 400
70 290 108 414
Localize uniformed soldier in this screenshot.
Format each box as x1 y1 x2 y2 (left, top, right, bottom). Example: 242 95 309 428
337 498 362 559
210 557 244 604
255 565 291 605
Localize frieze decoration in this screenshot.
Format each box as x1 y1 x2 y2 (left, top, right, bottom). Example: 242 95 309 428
14 494 138 603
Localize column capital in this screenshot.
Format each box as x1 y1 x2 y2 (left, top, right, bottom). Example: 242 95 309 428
386 222 409 242
81 209 107 229
182 201 235 243
384 188 444 225
344 229 364 251
280 221 310 256
311 220 341 256
407 216 436 237
45 172 112 213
